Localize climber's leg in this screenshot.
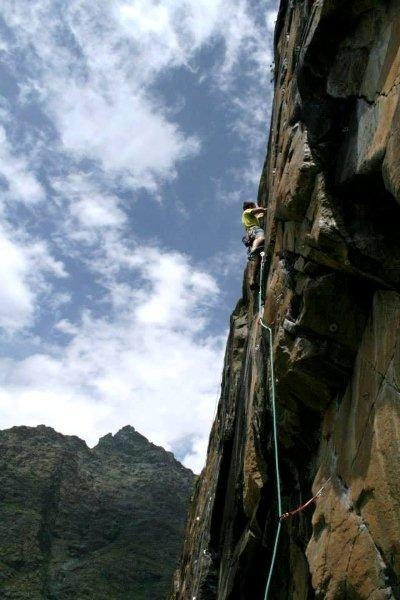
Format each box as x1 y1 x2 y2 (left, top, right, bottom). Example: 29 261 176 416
251 235 265 253
247 226 265 260
250 226 265 251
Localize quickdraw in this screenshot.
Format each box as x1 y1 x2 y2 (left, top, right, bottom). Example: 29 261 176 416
279 477 332 521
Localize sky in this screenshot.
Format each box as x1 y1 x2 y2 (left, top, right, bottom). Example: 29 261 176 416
0 0 278 473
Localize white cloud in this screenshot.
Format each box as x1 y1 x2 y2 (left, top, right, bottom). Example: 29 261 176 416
1 0 274 192
0 388 112 445
53 173 126 235
116 0 262 77
55 319 79 335
266 10 278 32
71 197 124 229
133 250 218 330
1 0 202 190
27 242 68 279
49 175 129 261
52 84 200 184
181 435 211 474
0 126 45 204
0 231 35 332
0 226 67 333
0 248 225 471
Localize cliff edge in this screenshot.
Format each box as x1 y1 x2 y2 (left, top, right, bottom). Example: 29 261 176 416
170 1 400 598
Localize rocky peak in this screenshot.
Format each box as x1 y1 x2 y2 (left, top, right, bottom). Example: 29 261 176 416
95 425 182 468
0 424 194 600
1 424 87 447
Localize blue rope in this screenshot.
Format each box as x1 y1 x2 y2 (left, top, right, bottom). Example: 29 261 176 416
258 252 283 599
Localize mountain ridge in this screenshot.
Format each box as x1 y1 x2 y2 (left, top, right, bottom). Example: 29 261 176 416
0 424 194 599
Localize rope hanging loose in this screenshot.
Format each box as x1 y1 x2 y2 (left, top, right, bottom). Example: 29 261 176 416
279 477 332 521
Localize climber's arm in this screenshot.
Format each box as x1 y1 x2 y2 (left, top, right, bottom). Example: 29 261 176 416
249 207 268 216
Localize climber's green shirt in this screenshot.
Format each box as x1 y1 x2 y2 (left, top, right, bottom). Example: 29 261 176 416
242 209 260 230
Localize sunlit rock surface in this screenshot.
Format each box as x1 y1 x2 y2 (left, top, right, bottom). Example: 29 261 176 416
0 425 193 599
170 1 400 598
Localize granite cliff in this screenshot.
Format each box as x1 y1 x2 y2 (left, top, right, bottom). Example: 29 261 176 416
0 425 194 599
170 1 400 598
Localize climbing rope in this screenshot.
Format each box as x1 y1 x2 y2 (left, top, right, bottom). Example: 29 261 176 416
257 252 330 597
257 252 283 600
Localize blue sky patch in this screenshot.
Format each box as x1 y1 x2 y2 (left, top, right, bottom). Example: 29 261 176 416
0 0 278 472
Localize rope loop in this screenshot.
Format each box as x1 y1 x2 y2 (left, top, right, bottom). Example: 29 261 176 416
279 477 332 521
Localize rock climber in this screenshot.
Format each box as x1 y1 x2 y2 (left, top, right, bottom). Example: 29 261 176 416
241 201 268 260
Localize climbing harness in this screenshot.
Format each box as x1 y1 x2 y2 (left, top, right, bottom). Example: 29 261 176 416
258 252 283 600
242 233 253 248
242 227 259 250
279 477 332 521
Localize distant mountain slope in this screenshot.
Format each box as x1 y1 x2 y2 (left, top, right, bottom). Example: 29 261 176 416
0 425 194 599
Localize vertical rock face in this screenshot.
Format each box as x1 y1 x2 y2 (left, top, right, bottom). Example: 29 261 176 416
0 425 193 599
171 1 400 598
